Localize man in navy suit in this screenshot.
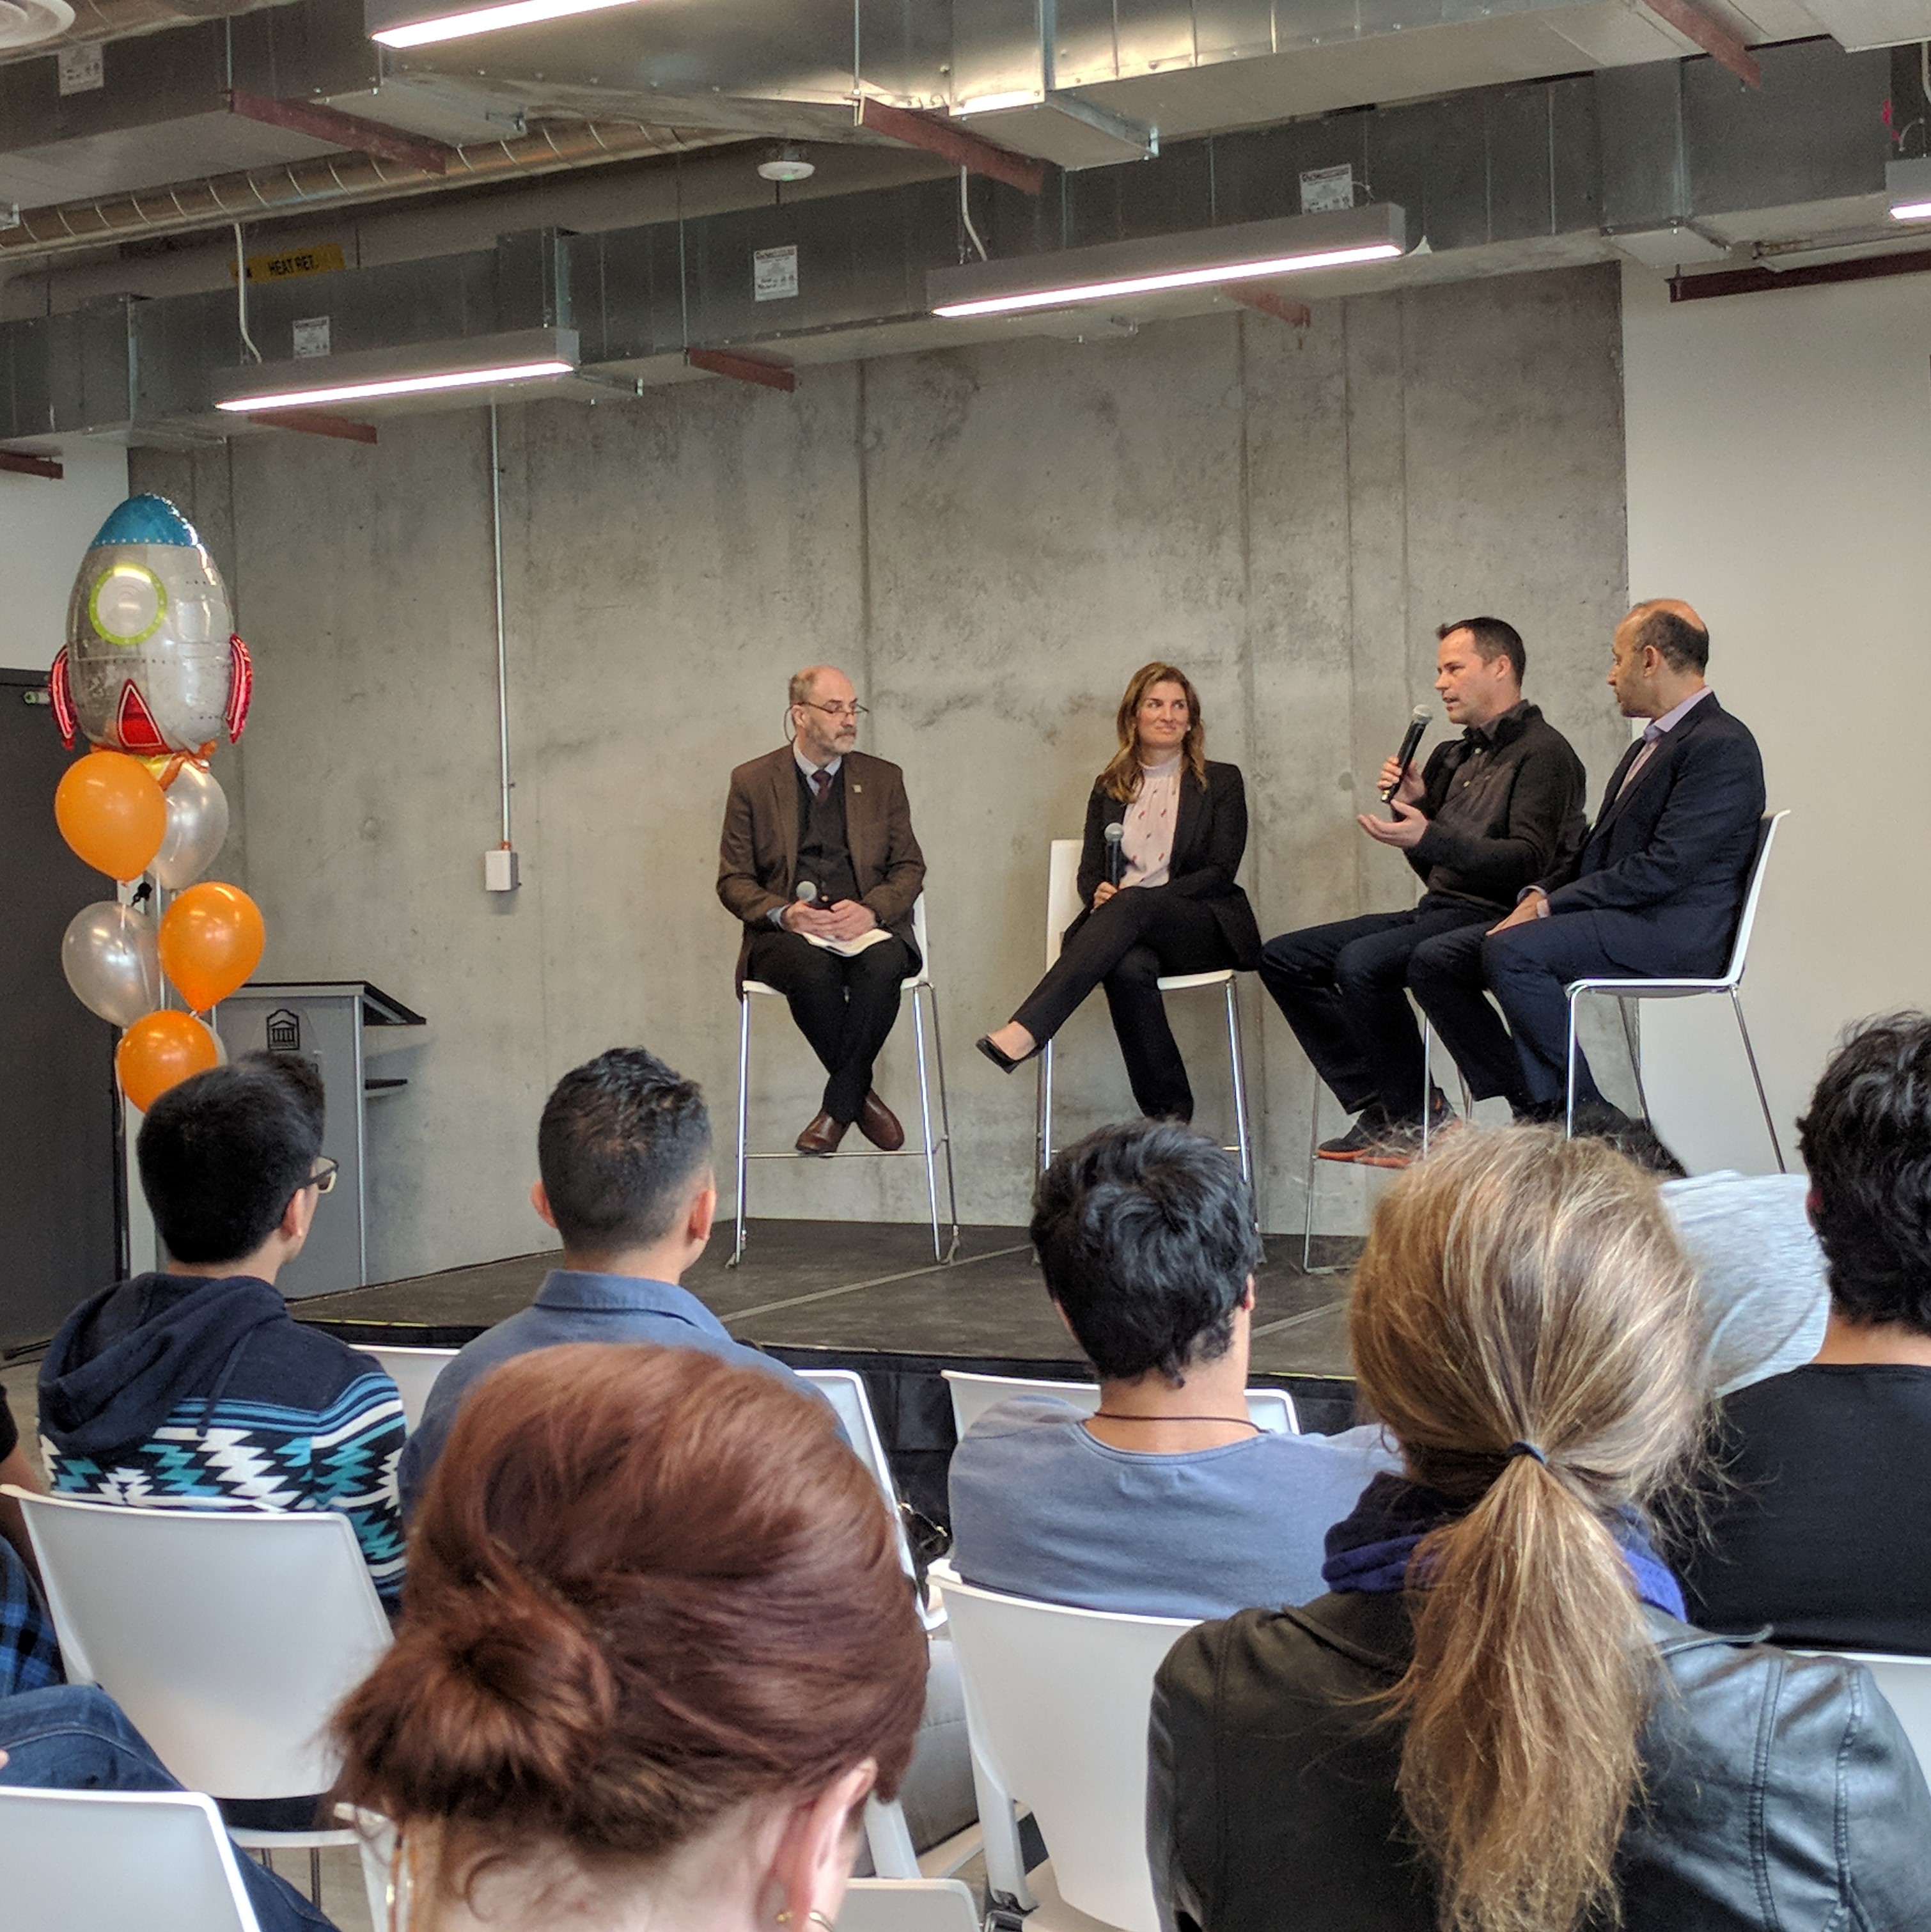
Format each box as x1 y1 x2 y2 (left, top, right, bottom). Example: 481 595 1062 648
1409 599 1766 1117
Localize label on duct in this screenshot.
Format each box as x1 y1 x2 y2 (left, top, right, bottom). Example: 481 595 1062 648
57 44 104 95
1299 164 1355 215
230 244 348 286
293 317 332 360
754 245 800 302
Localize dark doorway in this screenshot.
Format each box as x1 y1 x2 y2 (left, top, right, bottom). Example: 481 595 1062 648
0 668 121 1351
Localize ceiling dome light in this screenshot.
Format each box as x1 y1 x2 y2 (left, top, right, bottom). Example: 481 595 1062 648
758 147 816 184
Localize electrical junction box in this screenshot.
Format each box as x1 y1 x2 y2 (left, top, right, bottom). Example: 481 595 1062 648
484 847 520 892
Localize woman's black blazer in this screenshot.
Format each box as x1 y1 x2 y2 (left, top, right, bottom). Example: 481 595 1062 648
1071 759 1262 971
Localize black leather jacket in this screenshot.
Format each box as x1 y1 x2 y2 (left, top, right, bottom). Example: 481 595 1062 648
1148 1592 1931 1932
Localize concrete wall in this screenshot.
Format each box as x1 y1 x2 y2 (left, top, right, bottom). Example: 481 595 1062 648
132 262 1630 1280
1623 262 1931 1175
0 441 129 674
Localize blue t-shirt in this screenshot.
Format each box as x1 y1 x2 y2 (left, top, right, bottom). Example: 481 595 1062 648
948 1396 1400 1620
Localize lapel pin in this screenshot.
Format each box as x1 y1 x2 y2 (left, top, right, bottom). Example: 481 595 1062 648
852 783 863 794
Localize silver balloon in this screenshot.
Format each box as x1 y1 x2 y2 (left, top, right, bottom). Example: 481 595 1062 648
61 900 162 1027
152 762 229 890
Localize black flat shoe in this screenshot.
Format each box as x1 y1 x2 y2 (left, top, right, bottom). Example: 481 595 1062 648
976 1033 1031 1072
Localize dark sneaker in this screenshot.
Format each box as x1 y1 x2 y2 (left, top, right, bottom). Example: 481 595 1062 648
1317 1114 1387 1162
1358 1096 1461 1170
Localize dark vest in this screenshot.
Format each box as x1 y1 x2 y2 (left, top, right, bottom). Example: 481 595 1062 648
794 764 859 904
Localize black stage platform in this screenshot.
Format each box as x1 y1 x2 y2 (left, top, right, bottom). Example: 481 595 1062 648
295 1222 1367 1522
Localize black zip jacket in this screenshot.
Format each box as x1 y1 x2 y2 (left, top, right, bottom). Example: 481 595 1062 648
1148 1590 1931 1932
1403 702 1587 911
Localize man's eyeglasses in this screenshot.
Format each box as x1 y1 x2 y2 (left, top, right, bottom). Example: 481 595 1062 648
302 1158 340 1197
797 700 869 721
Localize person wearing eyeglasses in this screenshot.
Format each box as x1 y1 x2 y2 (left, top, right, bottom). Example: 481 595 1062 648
38 1056 407 1618
718 665 926 1156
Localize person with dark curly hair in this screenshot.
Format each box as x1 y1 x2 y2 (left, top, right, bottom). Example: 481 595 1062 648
1682 1011 1931 1651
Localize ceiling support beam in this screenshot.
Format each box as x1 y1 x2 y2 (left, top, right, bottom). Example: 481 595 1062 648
1227 285 1311 328
245 410 379 442
228 89 455 175
0 450 63 478
1671 246 1931 299
857 100 1046 196
1638 0 1761 86
685 347 797 392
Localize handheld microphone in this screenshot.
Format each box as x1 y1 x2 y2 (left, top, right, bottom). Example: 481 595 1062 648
1104 821 1125 886
1380 705 1434 804
794 881 819 906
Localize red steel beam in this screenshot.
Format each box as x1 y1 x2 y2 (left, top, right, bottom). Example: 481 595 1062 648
1639 0 1761 86
0 450 63 478
1228 285 1311 329
229 90 454 175
686 347 797 393
857 99 1046 197
1671 247 1931 301
246 410 379 443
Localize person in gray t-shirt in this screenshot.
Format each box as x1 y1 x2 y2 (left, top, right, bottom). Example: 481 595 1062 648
948 1120 1396 1621
1659 1170 1827 1397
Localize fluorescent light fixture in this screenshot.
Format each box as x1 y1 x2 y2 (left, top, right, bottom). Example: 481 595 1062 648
366 0 634 48
1888 157 1931 222
951 90 1043 116
928 205 1407 318
212 328 579 413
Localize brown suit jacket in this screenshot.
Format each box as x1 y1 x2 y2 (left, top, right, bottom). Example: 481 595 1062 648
717 747 926 990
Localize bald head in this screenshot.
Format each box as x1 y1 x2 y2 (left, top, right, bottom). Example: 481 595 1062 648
1622 600 1709 675
788 665 845 710
788 664 859 766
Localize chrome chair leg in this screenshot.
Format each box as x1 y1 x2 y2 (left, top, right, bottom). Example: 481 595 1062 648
912 987 941 1263
1732 987 1786 1173
1224 978 1254 1191
925 987 961 1261
1616 994 1652 1123
1301 1082 1321 1271
1036 1038 1056 1175
730 993 753 1266
1564 988 1584 1140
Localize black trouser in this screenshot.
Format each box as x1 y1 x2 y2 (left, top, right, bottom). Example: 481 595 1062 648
1405 920 1536 1110
1011 886 1233 1122
745 929 914 1124
1256 895 1497 1123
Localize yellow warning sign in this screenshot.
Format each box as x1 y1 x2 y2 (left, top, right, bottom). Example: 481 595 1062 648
226 243 347 285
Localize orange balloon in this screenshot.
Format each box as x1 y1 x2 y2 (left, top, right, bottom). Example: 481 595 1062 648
54 751 168 882
157 881 265 1013
116 1010 219 1112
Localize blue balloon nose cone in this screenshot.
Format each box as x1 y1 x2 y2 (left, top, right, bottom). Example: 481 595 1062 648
90 494 199 548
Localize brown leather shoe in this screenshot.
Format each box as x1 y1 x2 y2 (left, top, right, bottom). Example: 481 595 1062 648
857 1090 905 1152
795 1111 848 1156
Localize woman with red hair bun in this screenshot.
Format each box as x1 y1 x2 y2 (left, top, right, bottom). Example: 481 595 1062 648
334 1342 929 1932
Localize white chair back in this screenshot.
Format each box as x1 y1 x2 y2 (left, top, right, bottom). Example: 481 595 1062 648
10 1489 392 1798
0 1787 263 1932
1722 809 1788 987
796 1367 921 1583
837 1879 980 1932
942 1369 1296 1438
1044 839 1083 968
930 1557 1196 1932
363 1343 457 1433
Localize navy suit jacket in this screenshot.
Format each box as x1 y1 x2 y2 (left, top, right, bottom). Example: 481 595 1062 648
1539 693 1766 974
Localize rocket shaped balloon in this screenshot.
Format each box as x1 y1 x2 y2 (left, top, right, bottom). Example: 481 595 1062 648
50 494 251 756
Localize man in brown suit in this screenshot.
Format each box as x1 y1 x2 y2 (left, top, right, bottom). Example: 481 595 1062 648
717 665 926 1156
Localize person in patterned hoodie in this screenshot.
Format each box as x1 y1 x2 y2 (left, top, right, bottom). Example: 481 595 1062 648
37 1053 405 1613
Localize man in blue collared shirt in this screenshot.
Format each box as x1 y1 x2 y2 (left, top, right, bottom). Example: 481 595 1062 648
398 1048 807 1514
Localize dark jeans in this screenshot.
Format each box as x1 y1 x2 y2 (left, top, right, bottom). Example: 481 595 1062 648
0 1685 339 1932
745 928 914 1125
1256 896 1495 1123
1012 886 1233 1120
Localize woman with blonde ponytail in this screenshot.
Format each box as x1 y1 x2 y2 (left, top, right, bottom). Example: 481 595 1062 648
333 1342 928 1932
1148 1127 1931 1932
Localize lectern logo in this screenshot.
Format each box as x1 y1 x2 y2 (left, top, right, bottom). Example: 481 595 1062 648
265 1009 302 1053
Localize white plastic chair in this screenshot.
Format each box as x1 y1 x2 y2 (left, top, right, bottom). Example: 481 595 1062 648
362 1343 457 1433
8 1488 393 1922
0 1786 264 1932
941 1369 1297 1439
929 1557 1198 1932
1036 840 1254 1188
733 895 958 1266
1563 810 1788 1168
837 1878 980 1932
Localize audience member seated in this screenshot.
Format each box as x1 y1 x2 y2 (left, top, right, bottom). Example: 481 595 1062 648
36 1056 405 1610
1684 1012 1931 1651
334 1342 928 1932
1148 1127 1931 1932
399 1046 809 1512
0 1386 59 1697
396 1045 976 1860
0 1685 336 1932
950 1121 1396 1619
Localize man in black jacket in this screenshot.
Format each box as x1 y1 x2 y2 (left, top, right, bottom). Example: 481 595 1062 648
1260 618 1585 1164
1410 599 1765 1117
